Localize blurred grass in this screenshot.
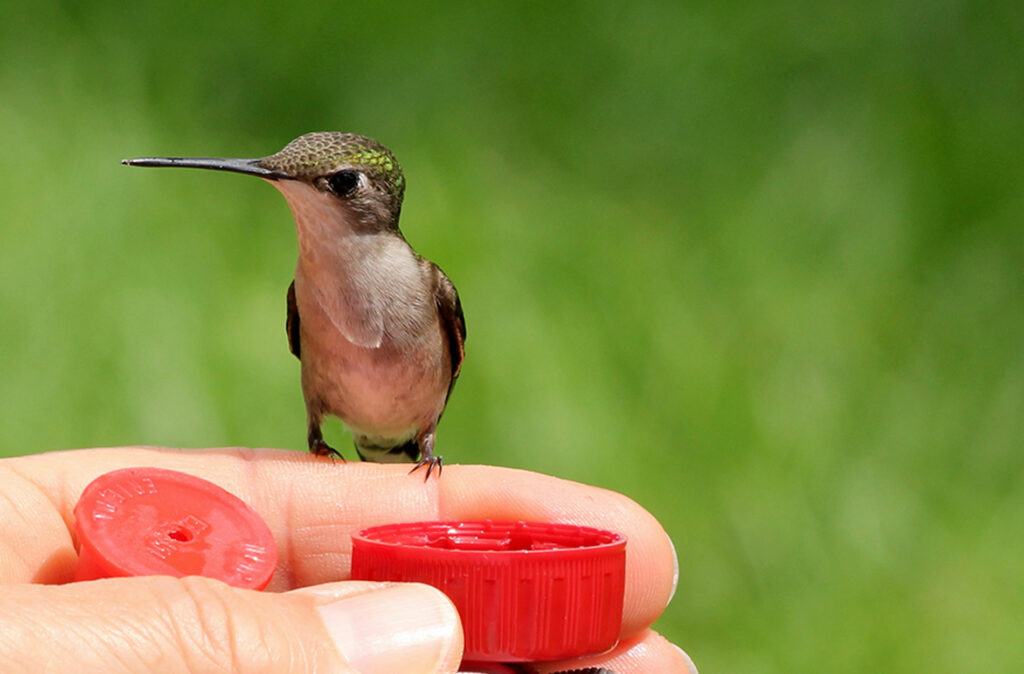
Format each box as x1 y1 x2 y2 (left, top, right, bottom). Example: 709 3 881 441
1 1 1022 671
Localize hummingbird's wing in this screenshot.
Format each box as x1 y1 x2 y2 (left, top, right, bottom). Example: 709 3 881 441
286 280 301 359
433 266 466 400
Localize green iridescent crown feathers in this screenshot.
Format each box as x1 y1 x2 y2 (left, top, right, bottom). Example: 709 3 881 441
259 132 405 196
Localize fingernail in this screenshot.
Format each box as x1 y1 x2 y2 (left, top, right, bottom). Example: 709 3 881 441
315 583 462 673
668 532 679 605
675 644 699 674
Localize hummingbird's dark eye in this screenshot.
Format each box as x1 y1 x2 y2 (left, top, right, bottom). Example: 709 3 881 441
326 170 360 197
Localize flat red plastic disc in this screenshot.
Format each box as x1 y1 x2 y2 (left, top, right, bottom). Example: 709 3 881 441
73 467 277 590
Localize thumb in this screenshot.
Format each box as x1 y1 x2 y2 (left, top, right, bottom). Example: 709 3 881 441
0 577 463 673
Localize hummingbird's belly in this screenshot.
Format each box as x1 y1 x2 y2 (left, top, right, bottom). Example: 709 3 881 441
300 328 450 439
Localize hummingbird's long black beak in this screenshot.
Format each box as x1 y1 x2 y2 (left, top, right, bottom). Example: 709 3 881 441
121 156 290 180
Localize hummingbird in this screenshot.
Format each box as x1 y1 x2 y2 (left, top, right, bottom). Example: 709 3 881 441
124 132 466 478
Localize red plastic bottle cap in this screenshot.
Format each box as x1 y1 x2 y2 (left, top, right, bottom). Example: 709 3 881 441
350 520 626 663
73 467 277 590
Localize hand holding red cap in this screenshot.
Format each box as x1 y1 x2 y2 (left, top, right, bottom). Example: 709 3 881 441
0 446 692 673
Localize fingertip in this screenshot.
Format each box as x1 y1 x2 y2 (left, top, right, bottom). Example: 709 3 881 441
676 644 699 673
530 629 693 673
439 465 677 637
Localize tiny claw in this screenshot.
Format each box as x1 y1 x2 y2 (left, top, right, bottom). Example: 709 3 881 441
409 455 443 481
310 438 345 461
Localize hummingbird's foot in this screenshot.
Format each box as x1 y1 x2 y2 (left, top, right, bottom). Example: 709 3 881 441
410 428 442 480
410 454 443 481
309 437 345 461
308 422 345 461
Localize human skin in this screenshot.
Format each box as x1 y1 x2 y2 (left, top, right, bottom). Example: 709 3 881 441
0 447 695 673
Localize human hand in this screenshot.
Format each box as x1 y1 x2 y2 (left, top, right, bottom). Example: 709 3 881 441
0 446 695 672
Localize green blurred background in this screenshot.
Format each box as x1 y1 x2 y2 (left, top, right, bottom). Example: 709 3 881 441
1 1 1022 671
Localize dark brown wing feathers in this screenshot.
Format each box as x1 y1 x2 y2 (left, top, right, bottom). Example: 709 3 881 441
286 280 301 359
434 267 466 398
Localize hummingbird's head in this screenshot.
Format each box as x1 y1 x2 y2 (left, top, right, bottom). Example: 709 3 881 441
124 132 407 233
258 132 406 231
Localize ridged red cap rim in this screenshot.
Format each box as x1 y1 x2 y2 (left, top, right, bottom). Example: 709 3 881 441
73 467 277 590
350 520 626 662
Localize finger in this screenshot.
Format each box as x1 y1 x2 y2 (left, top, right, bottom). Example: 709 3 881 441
442 464 677 637
532 629 697 674
0 577 462 673
0 447 676 637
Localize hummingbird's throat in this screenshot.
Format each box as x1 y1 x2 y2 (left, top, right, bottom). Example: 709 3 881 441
273 181 386 349
274 180 431 352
